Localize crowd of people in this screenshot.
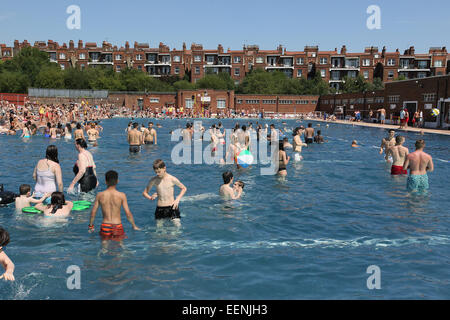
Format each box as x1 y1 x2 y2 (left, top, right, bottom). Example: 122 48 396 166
0 99 436 282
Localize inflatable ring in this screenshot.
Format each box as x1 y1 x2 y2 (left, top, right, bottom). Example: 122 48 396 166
22 207 43 214
73 200 91 206
72 201 91 211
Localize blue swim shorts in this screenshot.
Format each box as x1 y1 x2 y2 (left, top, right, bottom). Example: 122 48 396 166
407 174 429 192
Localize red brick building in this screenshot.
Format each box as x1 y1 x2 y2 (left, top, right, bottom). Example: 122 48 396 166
2 40 448 89
317 75 450 129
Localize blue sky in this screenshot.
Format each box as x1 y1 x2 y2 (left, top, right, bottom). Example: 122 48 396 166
1 0 448 53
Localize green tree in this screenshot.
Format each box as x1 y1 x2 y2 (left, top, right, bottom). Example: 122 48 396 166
173 80 196 90
0 71 30 93
34 66 65 89
196 72 234 90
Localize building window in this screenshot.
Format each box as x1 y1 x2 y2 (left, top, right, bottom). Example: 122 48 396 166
79 53 85 59
49 53 56 61
80 64 85 70
348 71 357 78
116 65 121 72
194 55 201 62
388 71 394 79
256 57 263 63
195 66 200 74
362 59 371 66
297 69 302 77
185 99 194 108
388 95 400 103
206 56 215 64
59 53 66 59
173 55 180 62
234 68 240 76
320 57 328 64
237 99 242 104
137 66 142 71
60 64 65 70
115 54 122 60
423 93 436 102
375 97 384 103
233 56 241 63
217 99 226 109
387 58 396 66
418 61 428 69
434 60 443 67
150 98 160 103
174 67 180 74
363 70 369 79
320 69 326 77
311 52 316 58
417 72 426 79
136 54 143 61
296 57 304 65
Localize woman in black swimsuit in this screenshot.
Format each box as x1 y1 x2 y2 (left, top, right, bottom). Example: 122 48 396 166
278 141 290 176
68 139 98 193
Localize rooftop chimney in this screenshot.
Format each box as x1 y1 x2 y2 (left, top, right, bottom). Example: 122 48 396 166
69 40 74 49
78 40 83 49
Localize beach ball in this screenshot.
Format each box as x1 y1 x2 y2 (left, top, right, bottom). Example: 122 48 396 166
431 108 440 117
237 149 253 168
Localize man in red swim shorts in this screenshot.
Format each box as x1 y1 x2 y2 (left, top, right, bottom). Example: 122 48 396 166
386 135 409 175
89 170 140 243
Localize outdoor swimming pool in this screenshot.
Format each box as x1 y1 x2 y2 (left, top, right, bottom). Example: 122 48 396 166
0 118 449 299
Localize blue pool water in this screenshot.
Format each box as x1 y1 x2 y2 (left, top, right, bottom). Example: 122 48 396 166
0 118 449 299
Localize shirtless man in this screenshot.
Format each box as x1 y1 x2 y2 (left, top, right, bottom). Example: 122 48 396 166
73 123 85 140
377 107 386 124
379 129 396 161
181 123 192 144
89 170 140 242
403 139 434 193
127 122 143 153
142 159 187 227
387 136 409 175
219 171 243 200
143 122 157 145
86 123 99 145
304 123 315 144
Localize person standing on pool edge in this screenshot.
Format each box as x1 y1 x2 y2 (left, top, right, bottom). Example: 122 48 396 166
403 139 434 193
68 139 98 194
142 159 187 228
89 170 140 242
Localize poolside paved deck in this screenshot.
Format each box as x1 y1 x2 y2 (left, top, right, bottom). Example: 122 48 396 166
310 119 450 136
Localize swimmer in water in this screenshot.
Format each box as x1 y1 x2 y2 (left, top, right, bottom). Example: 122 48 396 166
89 170 140 243
292 127 306 162
304 123 315 144
387 135 409 175
127 122 143 153
219 171 243 200
86 123 99 145
142 159 187 227
277 141 290 176
351 140 359 148
0 227 15 281
35 192 73 217
68 139 98 194
380 129 395 161
14 184 50 211
143 122 157 145
403 139 434 193
73 123 85 140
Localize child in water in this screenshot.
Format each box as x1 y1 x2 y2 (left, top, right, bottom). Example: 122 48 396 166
15 184 50 211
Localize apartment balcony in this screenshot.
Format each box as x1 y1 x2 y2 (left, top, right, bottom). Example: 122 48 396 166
88 60 113 65
144 61 171 66
204 64 231 68
397 67 430 72
265 65 294 70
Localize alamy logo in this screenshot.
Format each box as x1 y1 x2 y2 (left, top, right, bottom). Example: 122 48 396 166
366 5 381 30
66 265 81 290
170 121 280 175
66 5 81 30
366 265 381 289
